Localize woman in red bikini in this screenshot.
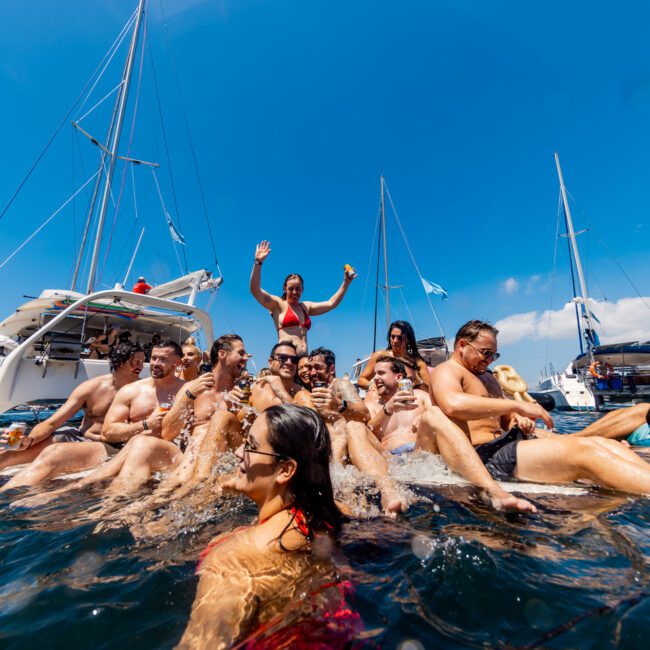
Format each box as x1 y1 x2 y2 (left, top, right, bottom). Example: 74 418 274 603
250 240 356 354
179 405 347 648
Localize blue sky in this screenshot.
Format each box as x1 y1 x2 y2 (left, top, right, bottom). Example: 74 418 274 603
1 0 648 383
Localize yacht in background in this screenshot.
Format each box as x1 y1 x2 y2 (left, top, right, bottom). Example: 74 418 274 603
537 362 595 411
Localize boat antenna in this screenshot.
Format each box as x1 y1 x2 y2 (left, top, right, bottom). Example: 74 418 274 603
372 187 382 352
380 175 391 329
554 152 596 357
86 0 147 294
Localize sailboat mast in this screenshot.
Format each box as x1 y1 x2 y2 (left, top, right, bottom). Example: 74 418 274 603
85 0 147 293
554 152 596 349
380 175 390 328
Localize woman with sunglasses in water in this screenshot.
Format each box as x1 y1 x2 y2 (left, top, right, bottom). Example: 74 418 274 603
249 240 356 354
358 320 431 394
178 404 348 648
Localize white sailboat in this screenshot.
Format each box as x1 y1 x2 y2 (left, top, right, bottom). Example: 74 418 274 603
0 0 220 413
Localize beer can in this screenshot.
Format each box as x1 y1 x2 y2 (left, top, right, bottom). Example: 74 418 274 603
398 378 413 393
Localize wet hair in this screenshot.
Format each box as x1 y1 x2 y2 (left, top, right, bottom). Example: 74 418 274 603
386 320 424 363
454 320 499 348
153 339 182 358
281 273 304 300
265 404 344 538
110 341 143 373
209 334 243 364
374 354 406 377
270 340 298 357
308 347 335 368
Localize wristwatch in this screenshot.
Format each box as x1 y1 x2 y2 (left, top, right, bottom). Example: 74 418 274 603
338 399 348 413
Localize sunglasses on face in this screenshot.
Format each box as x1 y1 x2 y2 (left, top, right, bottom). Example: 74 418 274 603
243 440 291 461
465 340 501 361
272 353 299 365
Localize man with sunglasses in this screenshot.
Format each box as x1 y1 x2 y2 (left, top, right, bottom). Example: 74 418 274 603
250 341 303 412
417 320 650 512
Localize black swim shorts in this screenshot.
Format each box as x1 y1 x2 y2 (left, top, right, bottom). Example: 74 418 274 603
474 425 525 481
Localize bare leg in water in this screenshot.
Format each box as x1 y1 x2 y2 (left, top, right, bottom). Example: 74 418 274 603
346 421 407 514
568 403 650 441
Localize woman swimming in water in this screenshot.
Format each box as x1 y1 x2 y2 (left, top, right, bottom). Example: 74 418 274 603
250 240 356 354
178 404 345 648
357 320 431 393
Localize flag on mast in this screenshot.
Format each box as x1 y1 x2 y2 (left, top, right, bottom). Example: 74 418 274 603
166 212 186 245
421 277 448 300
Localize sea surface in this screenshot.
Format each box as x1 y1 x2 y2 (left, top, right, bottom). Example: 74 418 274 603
1 410 648 649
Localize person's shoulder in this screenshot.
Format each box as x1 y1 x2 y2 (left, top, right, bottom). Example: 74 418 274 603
80 374 112 392
431 359 457 377
118 376 151 396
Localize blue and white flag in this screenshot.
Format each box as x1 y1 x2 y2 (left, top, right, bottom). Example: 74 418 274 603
421 277 448 300
166 212 186 245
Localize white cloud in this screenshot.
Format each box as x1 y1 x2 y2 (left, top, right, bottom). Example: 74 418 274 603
501 277 519 295
494 297 650 345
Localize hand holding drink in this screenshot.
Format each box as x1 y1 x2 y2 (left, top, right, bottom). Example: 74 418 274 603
0 422 28 451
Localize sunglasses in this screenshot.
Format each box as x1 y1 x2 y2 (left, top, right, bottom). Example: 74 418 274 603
243 440 291 461
465 341 500 361
272 353 299 365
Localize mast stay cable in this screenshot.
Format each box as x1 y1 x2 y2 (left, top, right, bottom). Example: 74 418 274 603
0 171 100 270
0 9 137 224
157 0 222 278
383 182 445 338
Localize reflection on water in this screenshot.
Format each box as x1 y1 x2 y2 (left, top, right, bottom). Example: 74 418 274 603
0 411 648 648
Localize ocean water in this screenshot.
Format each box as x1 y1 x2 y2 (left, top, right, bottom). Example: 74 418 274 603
0 411 648 649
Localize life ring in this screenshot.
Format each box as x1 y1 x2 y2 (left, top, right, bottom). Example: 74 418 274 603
493 364 535 403
588 361 614 380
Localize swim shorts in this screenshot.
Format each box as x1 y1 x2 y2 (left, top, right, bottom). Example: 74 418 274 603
627 423 650 447
51 426 119 456
474 425 525 481
389 442 416 455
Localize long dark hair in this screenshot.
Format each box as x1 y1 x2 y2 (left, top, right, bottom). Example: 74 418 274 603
265 404 343 537
385 320 424 362
281 273 304 300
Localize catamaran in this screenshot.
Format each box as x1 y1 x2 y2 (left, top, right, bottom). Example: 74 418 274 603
0 0 221 414
536 153 649 410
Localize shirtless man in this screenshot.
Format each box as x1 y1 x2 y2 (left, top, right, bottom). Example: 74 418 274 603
11 339 187 504
250 341 303 412
0 342 144 491
29 334 250 500
293 347 369 462
347 356 432 512
417 320 650 513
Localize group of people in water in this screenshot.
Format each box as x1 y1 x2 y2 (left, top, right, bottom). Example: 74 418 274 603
1 240 650 647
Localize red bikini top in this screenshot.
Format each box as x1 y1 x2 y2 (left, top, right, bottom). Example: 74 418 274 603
279 303 311 331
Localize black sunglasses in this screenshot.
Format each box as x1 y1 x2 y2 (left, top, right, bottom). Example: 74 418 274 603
272 353 300 365
243 441 291 461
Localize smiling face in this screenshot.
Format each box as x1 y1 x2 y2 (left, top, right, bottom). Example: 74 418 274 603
149 346 181 379
269 345 298 380
232 414 292 504
283 277 303 304
181 345 201 369
373 361 403 397
457 330 499 375
297 356 311 388
218 339 249 380
307 355 335 386
129 351 145 377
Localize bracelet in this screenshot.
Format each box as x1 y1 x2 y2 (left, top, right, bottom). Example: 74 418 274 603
185 388 197 400
383 404 392 417
142 420 149 431
254 260 263 266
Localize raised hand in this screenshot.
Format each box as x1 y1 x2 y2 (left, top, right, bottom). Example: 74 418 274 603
384 390 418 414
343 264 357 281
255 241 271 264
187 372 215 398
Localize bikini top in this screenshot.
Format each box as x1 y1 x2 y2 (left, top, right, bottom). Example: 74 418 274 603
279 303 311 331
